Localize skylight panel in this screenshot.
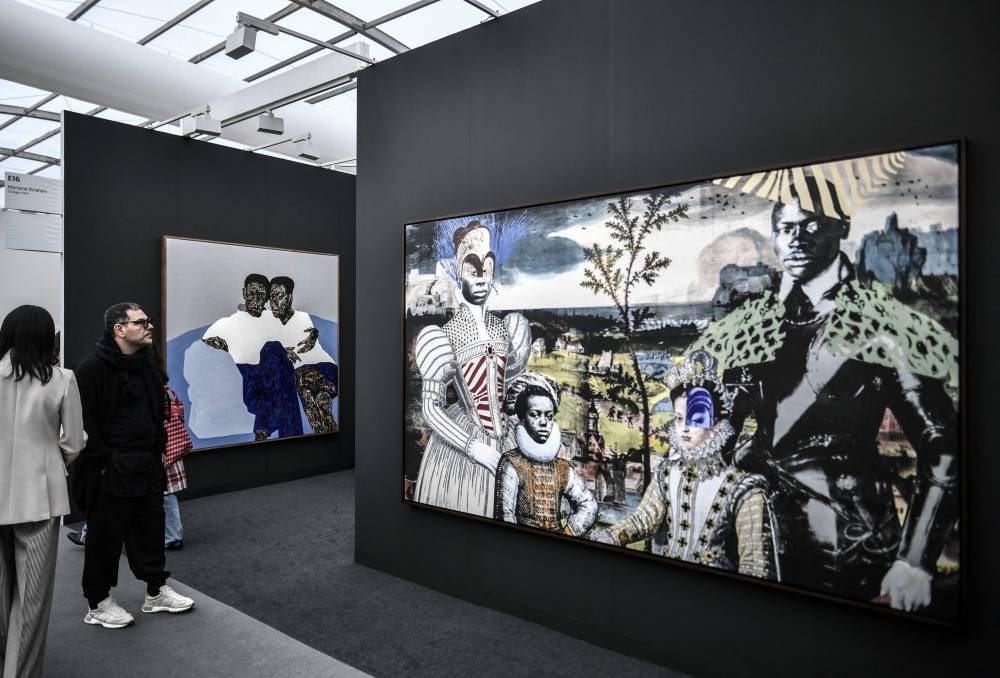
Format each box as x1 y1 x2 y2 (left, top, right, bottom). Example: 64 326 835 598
22 132 61 157
179 0 293 39
0 156 46 174
378 0 485 49
38 95 99 114
76 3 177 43
0 117 60 150
0 80 50 109
326 1 406 23
277 7 351 39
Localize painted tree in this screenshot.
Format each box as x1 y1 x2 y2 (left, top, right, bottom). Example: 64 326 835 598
580 193 689 488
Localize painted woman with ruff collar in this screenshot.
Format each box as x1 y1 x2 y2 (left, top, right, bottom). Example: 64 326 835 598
412 222 531 516
591 351 780 580
495 374 597 535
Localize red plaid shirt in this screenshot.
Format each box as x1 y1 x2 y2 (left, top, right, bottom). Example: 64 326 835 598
164 458 187 495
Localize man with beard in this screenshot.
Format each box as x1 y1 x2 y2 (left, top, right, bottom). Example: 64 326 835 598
73 303 194 628
692 175 958 613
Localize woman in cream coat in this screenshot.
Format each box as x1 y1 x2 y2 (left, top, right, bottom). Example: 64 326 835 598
0 305 86 678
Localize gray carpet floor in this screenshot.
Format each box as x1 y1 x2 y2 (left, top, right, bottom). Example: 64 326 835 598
53 471 684 677
46 526 369 678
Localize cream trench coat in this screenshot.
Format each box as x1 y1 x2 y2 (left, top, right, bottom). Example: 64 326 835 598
0 351 87 524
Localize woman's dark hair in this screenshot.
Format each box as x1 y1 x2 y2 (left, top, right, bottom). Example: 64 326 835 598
0 304 57 384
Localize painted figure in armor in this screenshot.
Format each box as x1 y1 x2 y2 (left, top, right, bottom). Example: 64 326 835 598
692 175 958 611
413 222 532 516
495 373 597 535
591 351 780 580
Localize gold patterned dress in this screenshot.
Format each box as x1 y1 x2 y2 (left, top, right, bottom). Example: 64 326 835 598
597 421 780 580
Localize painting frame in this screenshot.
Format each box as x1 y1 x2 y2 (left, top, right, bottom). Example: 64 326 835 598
162 235 341 452
401 140 966 626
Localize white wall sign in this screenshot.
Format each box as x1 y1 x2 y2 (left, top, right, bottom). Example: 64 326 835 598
1 208 62 253
3 172 63 215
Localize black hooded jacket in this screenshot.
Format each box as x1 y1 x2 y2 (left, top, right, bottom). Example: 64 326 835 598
71 334 167 508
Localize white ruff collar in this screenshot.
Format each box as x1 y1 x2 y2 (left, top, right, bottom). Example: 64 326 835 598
667 419 735 479
514 422 562 462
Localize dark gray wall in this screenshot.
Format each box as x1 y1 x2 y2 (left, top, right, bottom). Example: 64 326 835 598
63 112 355 500
355 0 996 675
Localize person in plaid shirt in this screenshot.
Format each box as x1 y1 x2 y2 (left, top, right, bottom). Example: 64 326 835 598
163 385 190 550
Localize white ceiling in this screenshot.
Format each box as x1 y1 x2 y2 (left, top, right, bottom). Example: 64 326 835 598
0 0 540 186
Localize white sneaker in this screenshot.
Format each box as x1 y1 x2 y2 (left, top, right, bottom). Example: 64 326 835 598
84 597 135 629
142 585 195 614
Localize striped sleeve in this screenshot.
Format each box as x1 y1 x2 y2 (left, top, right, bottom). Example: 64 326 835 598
415 325 456 382
503 312 532 382
415 325 471 451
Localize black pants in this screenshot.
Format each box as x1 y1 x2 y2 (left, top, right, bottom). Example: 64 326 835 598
82 475 169 608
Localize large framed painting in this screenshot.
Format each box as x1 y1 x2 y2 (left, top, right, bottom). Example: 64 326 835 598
403 142 962 623
163 237 339 450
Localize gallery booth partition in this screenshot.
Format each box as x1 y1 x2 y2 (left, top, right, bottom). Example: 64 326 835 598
356 0 997 676
62 111 356 502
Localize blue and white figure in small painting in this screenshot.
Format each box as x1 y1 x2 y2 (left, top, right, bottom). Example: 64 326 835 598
164 238 339 450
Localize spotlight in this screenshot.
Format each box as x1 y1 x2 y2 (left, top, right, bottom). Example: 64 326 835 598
257 111 284 135
181 106 221 137
225 24 257 59
295 140 321 161
225 13 279 60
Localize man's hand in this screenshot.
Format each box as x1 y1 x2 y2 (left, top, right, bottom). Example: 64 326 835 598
879 559 933 612
285 347 301 363
467 440 500 472
296 327 319 354
203 336 229 352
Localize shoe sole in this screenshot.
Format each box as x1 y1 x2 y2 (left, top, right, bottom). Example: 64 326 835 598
141 603 194 614
84 614 133 629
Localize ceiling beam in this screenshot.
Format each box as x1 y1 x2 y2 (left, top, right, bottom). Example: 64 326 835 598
304 79 356 104
461 0 500 18
290 0 409 54
245 29 352 83
244 0 439 83
367 0 441 27
0 146 59 165
0 103 60 122
138 0 215 45
67 0 102 22
237 12 375 64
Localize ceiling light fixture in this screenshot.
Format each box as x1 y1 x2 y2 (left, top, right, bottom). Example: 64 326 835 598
256 111 284 135
180 105 221 137
293 133 321 161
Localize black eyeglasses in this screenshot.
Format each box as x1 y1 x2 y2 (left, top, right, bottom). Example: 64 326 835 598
119 318 154 328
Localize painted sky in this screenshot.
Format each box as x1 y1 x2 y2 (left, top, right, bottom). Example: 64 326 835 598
406 144 959 311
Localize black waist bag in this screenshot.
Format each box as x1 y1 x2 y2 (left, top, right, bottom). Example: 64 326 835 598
109 448 156 497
